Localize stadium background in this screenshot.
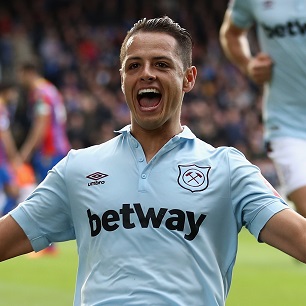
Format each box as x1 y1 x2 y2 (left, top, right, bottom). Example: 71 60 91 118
0 0 278 187
3 1 304 305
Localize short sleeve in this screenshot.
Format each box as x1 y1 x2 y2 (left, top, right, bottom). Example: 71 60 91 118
228 148 288 240
229 0 255 29
10 154 75 251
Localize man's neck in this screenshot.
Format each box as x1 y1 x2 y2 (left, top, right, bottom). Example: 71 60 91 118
131 124 183 162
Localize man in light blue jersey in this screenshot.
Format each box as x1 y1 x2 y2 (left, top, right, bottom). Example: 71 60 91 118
1 16 306 306
220 0 306 217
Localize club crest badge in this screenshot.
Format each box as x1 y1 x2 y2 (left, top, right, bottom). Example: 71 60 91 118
178 164 211 192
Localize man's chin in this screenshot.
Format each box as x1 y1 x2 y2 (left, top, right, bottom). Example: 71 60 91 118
133 120 164 132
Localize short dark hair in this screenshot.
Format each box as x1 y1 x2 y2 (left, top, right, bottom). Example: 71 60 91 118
19 61 40 73
120 16 193 70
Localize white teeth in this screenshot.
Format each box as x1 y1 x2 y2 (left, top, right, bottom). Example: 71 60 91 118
138 88 160 95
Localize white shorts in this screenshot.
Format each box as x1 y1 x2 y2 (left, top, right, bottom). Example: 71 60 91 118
267 137 306 196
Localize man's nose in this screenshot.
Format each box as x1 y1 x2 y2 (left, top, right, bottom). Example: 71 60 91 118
140 65 156 81
141 75 155 81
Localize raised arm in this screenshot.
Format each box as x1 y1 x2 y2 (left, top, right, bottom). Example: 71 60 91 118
0 214 33 261
220 10 273 85
259 209 306 263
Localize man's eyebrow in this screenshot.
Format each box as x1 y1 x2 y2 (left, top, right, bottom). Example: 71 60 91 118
153 56 173 61
125 56 141 61
125 56 173 62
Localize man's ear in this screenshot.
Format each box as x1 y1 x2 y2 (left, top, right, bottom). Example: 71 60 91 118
183 66 197 93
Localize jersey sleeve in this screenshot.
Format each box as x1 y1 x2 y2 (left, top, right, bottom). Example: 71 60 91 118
228 148 288 240
33 90 52 116
229 0 255 29
10 154 75 251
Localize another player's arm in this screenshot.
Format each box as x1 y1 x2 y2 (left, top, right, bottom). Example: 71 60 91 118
220 10 252 75
20 100 50 163
0 214 33 261
220 10 273 84
0 128 20 164
259 209 306 263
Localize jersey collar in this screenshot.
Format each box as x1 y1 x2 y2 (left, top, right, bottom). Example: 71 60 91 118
116 125 196 140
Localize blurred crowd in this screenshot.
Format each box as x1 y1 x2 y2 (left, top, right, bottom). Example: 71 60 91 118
0 0 279 186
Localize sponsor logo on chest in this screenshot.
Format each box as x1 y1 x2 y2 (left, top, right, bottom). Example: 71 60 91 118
87 203 206 241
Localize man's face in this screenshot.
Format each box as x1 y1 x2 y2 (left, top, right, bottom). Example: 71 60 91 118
120 31 195 133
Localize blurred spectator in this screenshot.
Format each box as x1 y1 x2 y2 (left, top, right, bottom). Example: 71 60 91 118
17 62 70 183
0 0 277 187
0 82 20 216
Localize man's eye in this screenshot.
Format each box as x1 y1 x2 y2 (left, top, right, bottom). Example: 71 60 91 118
129 63 139 70
156 62 168 68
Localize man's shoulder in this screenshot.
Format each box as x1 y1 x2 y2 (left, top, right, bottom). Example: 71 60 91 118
193 138 236 155
68 135 123 159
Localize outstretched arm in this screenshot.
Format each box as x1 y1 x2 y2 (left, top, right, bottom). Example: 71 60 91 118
220 10 273 85
0 214 33 261
259 209 306 263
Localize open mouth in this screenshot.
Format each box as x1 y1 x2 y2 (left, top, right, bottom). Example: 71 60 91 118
137 88 162 109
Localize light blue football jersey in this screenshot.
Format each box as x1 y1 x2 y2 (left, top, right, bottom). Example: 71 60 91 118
230 0 306 141
10 125 288 305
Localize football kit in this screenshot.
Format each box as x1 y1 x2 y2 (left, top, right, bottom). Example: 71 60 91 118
230 0 306 141
10 125 288 305
28 78 70 181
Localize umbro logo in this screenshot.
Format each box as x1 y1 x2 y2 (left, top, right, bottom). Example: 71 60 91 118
86 172 108 186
